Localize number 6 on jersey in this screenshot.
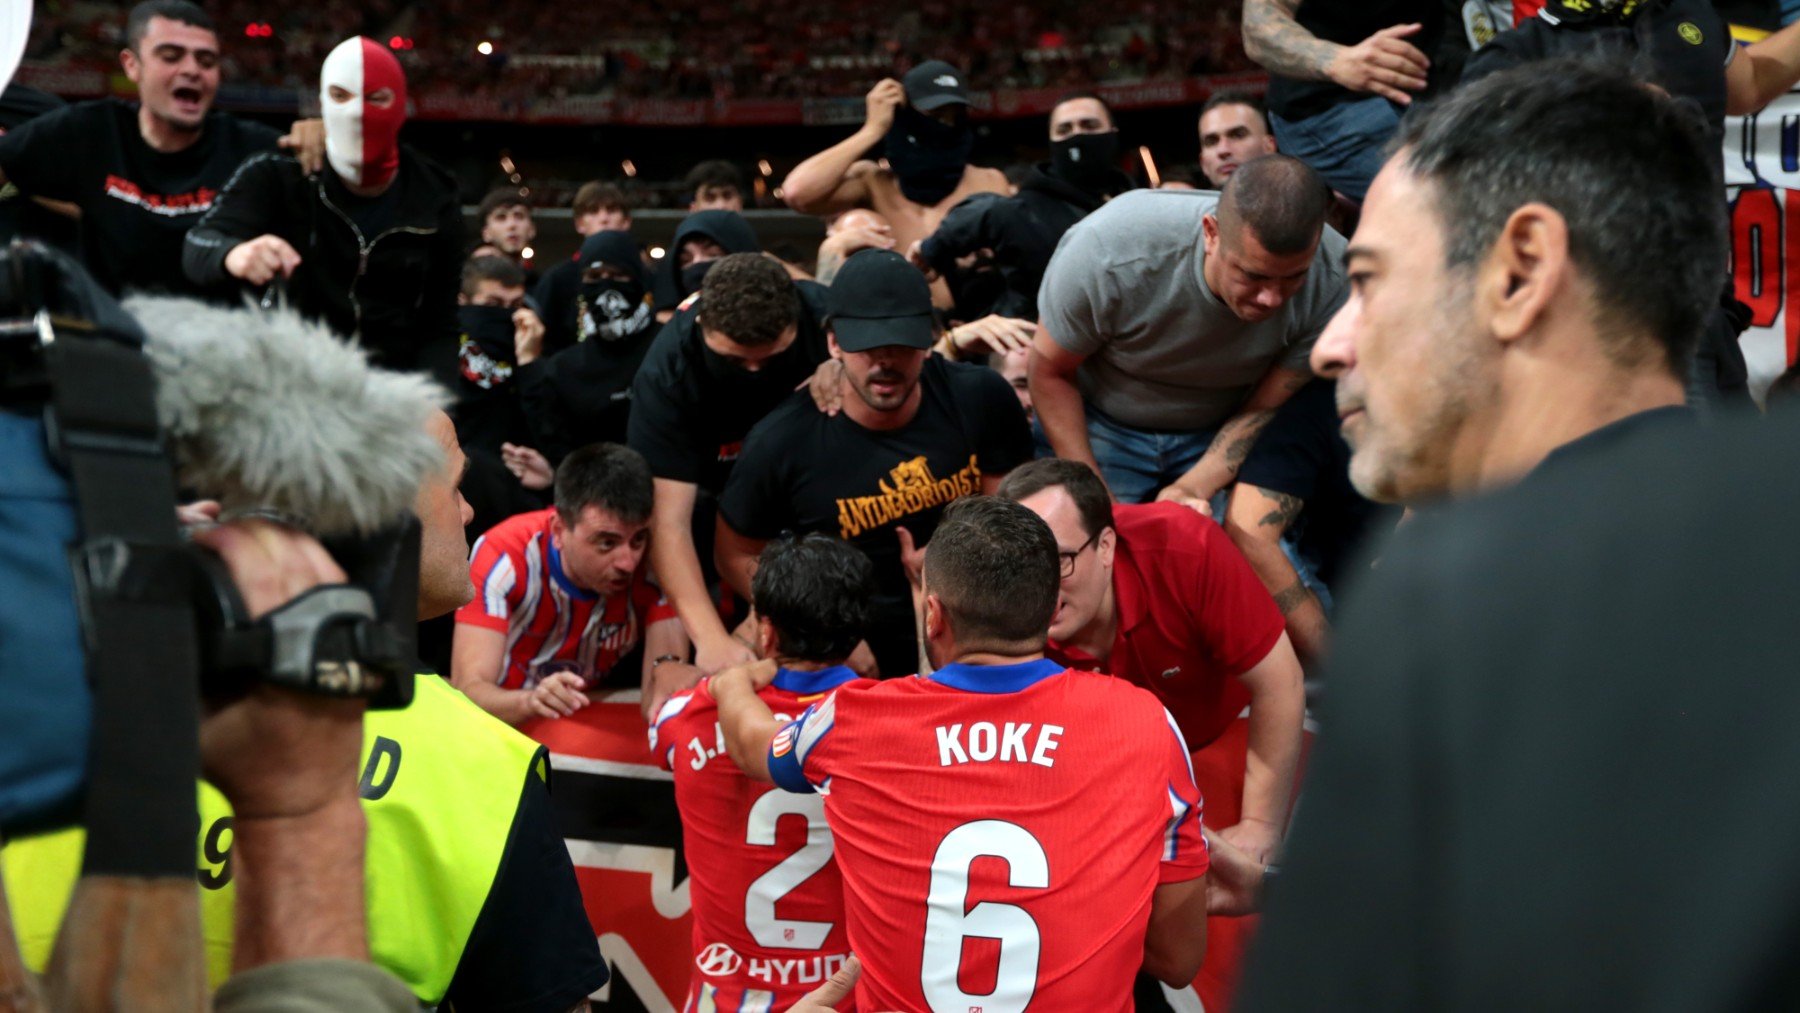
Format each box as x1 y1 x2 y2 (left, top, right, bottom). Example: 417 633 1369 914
921 820 1049 1013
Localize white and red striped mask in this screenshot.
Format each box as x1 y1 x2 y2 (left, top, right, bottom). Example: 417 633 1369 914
320 37 407 190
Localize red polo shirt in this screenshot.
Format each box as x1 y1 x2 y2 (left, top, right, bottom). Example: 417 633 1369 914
1047 502 1285 749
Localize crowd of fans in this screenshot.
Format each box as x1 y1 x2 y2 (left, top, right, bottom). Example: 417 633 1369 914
7 0 1800 1010
24 0 1253 102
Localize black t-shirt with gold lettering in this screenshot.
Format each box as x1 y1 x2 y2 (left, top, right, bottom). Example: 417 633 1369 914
719 356 1034 678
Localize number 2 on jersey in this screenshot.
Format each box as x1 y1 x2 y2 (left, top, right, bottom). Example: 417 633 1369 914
744 790 835 949
921 820 1049 1013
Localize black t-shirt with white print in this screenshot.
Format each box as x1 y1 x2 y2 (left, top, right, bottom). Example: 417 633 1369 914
0 98 278 295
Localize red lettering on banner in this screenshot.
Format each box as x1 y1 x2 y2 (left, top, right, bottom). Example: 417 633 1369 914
1733 188 1782 327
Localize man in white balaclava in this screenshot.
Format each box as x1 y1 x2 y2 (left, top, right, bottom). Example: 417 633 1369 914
321 36 407 192
182 36 464 381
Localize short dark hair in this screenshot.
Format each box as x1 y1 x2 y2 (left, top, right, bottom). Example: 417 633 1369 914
460 255 525 297
1201 88 1269 128
684 160 744 197
125 1 213 49
478 187 531 222
924 497 1059 651
1393 55 1727 373
573 181 629 216
698 253 799 346
1216 154 1331 256
1051 90 1114 123
553 443 653 526
994 459 1114 541
752 534 876 663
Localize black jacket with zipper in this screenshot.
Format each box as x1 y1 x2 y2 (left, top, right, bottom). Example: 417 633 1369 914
184 147 463 379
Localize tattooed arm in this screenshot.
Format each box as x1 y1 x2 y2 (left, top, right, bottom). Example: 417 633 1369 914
1223 483 1329 668
1242 0 1431 105
1158 364 1311 508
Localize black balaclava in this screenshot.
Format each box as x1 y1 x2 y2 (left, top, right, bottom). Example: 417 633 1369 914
457 304 517 389
655 209 760 310
575 230 653 343
886 105 973 206
1050 130 1123 196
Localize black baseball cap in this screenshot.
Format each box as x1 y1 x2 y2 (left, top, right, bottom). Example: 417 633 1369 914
903 60 969 112
827 250 935 352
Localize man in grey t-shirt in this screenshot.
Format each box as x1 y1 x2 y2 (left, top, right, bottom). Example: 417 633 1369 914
1031 155 1346 504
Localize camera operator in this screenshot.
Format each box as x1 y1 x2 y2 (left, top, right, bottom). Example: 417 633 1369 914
4 349 604 1010
191 517 414 1013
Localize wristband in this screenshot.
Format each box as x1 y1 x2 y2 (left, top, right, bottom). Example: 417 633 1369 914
650 653 685 670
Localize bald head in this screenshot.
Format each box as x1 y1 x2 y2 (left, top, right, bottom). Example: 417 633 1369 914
1216 154 1331 256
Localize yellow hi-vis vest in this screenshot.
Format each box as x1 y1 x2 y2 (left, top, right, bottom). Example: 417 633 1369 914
2 674 548 1004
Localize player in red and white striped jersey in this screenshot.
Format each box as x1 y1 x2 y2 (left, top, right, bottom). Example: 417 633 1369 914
452 443 681 726
650 534 876 1012
716 498 1210 1012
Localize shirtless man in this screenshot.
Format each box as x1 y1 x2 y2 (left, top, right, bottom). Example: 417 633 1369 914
782 61 1008 305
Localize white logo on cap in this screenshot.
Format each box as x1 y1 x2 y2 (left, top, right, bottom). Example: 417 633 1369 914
934 75 959 87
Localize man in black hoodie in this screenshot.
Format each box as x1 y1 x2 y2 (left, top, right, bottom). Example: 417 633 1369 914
183 36 462 380
650 208 760 323
510 230 659 460
908 93 1135 327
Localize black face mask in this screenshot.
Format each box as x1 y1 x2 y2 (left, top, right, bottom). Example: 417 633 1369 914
886 106 973 206
1051 131 1122 194
698 335 798 394
578 278 651 343
681 259 717 296
457 304 517 390
459 304 516 359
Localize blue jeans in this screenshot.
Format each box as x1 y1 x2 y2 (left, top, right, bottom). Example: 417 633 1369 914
1270 96 1402 204
1086 409 1216 505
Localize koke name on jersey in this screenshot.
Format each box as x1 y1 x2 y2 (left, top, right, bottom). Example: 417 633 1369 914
935 721 1064 768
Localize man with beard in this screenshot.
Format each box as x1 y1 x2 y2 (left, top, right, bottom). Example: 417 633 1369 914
782 61 1009 305
0 1 322 296
629 254 834 685
909 92 1135 324
998 456 1301 1011
717 249 1034 680
1236 59 1794 1009
509 230 659 458
1032 155 1345 506
650 207 761 322
184 36 462 379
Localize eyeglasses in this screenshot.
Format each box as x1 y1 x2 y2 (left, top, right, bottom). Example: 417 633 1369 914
1058 530 1101 579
